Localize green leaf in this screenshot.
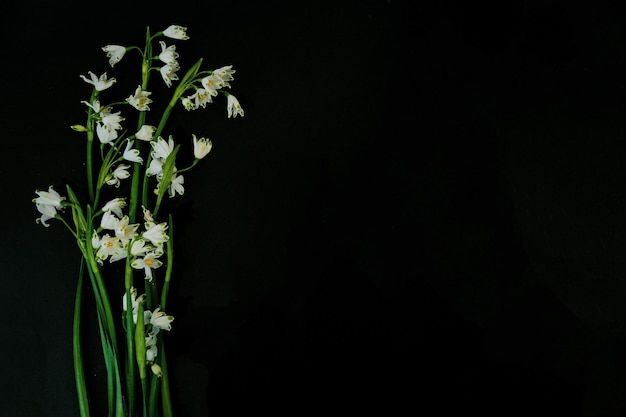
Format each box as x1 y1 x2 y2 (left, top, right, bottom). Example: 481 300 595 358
153 144 180 218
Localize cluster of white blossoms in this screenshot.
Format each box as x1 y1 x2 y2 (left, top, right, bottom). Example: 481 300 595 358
122 286 174 376
92 200 168 281
33 24 244 386
74 25 243 196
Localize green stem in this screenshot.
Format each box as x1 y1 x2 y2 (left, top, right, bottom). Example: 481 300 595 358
161 215 174 310
86 90 98 204
125 259 137 417
73 260 91 417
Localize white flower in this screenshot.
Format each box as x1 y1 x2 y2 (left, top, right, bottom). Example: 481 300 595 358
146 333 159 362
163 25 189 40
142 222 169 246
92 230 101 249
122 286 146 324
33 185 65 226
151 136 175 160
102 45 126 67
142 206 154 223
127 86 152 111
130 238 152 256
35 203 58 227
226 94 244 118
168 172 185 197
115 215 139 244
213 65 235 88
188 88 212 109
192 134 212 159
95 234 124 262
135 125 156 141
158 41 179 65
101 211 118 230
106 164 131 187
96 122 118 145
123 140 144 164
102 198 126 218
200 75 222 97
101 110 124 131
159 63 180 88
82 99 103 113
181 97 195 111
80 71 116 91
146 307 174 331
146 157 164 177
131 252 163 281
33 186 65 208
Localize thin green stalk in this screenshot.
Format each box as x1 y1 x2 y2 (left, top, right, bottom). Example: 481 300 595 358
160 214 174 310
160 347 173 417
73 260 90 417
125 259 137 417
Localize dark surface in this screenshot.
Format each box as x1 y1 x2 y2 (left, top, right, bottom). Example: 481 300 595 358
4 1 626 416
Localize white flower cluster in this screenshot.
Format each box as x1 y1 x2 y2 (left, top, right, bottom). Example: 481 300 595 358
92 201 168 281
122 286 174 376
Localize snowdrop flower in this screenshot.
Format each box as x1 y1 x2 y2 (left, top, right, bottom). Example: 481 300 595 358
122 286 146 324
151 136 175 160
146 307 174 331
95 234 125 262
106 164 131 187
135 125 156 141
181 97 195 111
101 211 118 230
142 206 154 224
127 86 152 111
167 172 185 197
200 75 222 97
142 222 169 246
115 215 139 244
213 65 235 88
187 88 212 109
82 99 103 114
159 63 180 88
96 122 118 145
192 134 212 159
80 71 116 91
102 198 126 218
123 140 144 164
33 185 66 226
35 203 58 227
226 94 244 118
130 238 152 256
158 41 179 65
146 332 159 362
163 25 189 40
33 186 66 208
146 157 164 177
101 110 124 131
102 45 126 67
131 252 163 281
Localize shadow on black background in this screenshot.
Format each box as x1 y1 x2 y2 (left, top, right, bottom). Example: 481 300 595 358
5 1 626 416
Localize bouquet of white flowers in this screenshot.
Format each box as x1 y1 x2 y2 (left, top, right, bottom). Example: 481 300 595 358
32 24 244 417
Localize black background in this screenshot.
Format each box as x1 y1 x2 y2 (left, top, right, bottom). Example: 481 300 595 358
5 1 626 416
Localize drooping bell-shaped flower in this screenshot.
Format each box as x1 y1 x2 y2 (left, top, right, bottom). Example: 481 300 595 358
102 45 126 67
163 25 189 40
